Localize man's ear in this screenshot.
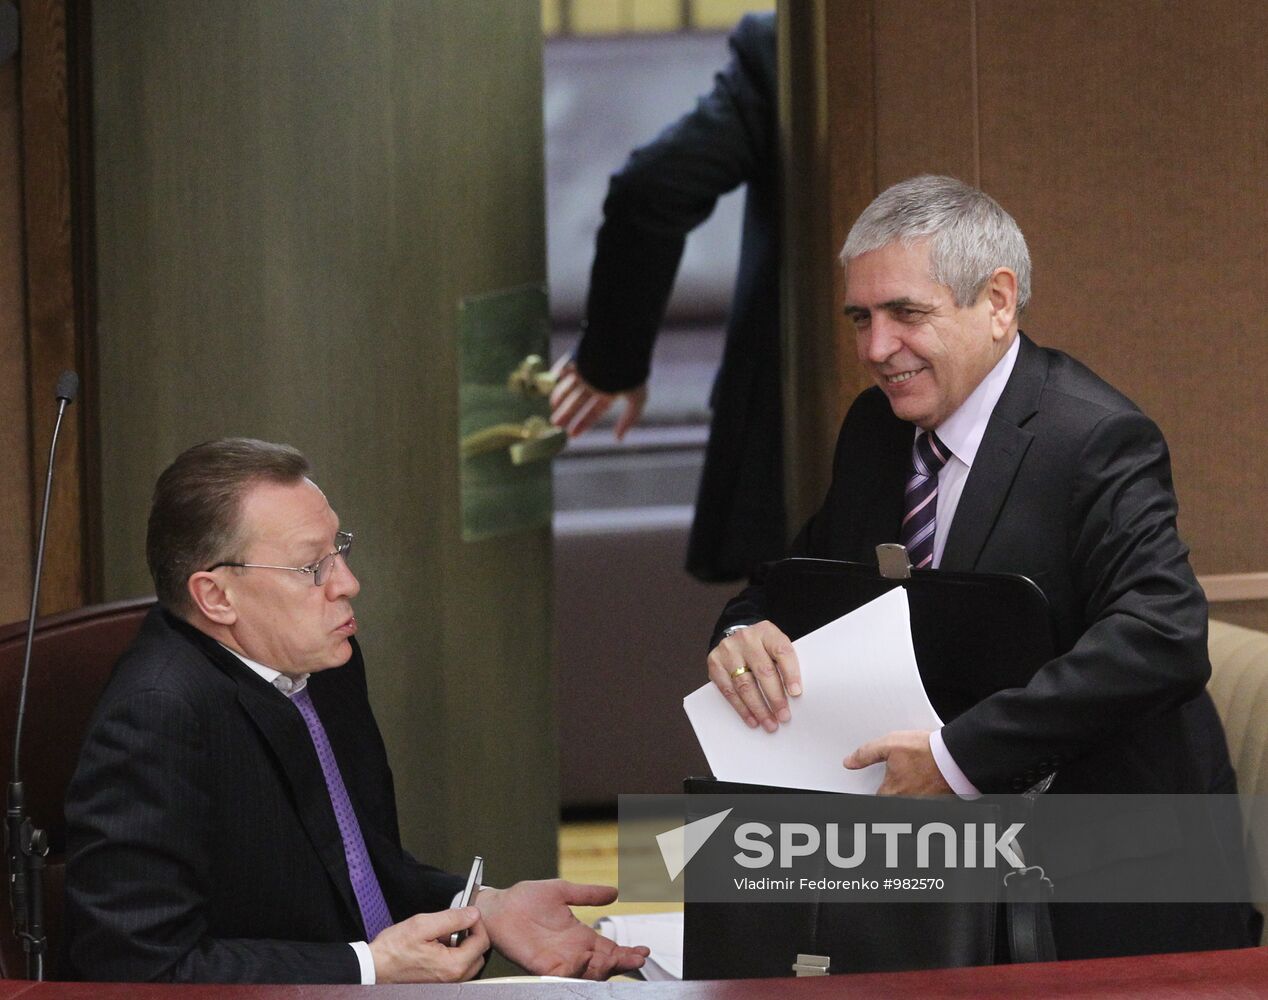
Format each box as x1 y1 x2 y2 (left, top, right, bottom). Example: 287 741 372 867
188 571 238 625
985 267 1019 340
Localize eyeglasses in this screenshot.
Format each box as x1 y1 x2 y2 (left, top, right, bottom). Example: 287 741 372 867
207 530 353 587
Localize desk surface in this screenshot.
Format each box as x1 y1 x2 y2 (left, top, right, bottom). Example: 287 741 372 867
2 948 1265 998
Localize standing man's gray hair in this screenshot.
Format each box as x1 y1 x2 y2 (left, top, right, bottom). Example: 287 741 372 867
839 175 1032 311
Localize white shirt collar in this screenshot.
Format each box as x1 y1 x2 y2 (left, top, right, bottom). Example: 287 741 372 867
218 643 309 697
932 334 1020 468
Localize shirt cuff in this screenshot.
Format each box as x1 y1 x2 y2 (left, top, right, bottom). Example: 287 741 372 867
929 728 980 799
350 941 376 985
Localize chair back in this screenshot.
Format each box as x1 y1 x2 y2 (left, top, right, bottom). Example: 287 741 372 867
1207 617 1268 944
0 597 155 978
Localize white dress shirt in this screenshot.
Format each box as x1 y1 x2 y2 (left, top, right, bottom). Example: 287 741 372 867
920 335 1020 797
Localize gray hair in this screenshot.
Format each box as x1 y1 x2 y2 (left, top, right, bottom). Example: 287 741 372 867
147 438 311 617
839 175 1031 311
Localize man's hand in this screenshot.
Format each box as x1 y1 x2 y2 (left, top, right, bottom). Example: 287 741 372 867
368 907 489 984
475 879 649 979
706 620 801 732
844 730 953 795
549 358 647 440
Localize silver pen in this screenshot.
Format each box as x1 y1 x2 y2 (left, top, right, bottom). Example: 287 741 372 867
449 855 484 946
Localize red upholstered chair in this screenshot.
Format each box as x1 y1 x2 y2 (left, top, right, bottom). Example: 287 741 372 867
0 597 155 979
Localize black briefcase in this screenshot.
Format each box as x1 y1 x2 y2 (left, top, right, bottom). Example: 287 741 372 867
682 555 1057 979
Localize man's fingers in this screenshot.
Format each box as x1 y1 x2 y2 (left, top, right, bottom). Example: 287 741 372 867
706 655 760 728
844 739 888 770
583 942 649 980
772 642 803 698
707 642 777 731
728 644 780 732
613 387 647 440
559 881 618 907
549 382 591 429
613 401 640 439
403 905 479 939
749 628 800 723
706 621 800 732
748 651 790 727
548 365 578 409
566 394 611 437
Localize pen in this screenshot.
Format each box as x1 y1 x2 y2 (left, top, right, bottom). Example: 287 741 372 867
449 855 483 946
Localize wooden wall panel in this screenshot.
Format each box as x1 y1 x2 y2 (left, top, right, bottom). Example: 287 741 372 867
872 0 977 188
0 60 33 626
778 0 876 531
19 0 88 615
972 0 1267 594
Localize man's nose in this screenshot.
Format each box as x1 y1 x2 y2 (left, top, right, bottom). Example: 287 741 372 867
326 553 360 599
860 318 901 364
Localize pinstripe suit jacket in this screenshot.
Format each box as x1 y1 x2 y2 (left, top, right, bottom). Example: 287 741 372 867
64 606 462 983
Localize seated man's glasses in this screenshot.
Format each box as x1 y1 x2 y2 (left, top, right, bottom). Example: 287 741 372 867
207 531 353 587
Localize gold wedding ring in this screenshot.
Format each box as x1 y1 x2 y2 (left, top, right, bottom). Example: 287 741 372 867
730 665 751 679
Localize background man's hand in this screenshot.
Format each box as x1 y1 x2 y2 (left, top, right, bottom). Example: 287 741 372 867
844 730 952 795
475 879 649 979
707 620 802 732
549 358 647 440
368 906 488 984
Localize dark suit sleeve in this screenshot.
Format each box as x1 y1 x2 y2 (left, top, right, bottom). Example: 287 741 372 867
708 390 863 647
575 13 775 392
66 689 360 984
941 409 1211 792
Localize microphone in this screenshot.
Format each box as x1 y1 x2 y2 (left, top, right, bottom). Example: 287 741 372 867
55 370 79 403
7 369 78 980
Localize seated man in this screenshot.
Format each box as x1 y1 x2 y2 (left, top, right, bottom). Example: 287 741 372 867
65 438 649 984
706 175 1258 958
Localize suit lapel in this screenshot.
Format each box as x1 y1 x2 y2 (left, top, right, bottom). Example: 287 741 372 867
862 404 916 558
178 622 363 930
940 334 1047 572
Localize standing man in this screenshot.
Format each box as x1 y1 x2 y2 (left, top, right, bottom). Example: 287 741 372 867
550 12 782 583
65 438 648 983
706 176 1257 958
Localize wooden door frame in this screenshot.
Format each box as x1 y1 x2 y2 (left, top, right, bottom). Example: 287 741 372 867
15 0 98 614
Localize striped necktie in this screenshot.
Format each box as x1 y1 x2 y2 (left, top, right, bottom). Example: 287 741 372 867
900 430 951 570
291 686 394 941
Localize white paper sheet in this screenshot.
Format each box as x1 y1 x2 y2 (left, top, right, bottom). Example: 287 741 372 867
595 912 683 981
683 587 942 794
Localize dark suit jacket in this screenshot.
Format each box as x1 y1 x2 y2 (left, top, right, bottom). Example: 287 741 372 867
64 607 463 983
716 333 1257 957
577 12 783 583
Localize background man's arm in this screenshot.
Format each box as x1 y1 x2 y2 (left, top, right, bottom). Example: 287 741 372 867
553 13 775 437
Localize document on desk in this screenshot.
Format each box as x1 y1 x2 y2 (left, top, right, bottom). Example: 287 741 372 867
683 587 942 794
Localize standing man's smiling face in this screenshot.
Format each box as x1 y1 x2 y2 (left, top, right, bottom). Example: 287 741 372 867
844 239 1017 430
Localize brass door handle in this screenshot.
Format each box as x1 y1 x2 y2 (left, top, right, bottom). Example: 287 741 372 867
507 354 558 397
461 416 565 465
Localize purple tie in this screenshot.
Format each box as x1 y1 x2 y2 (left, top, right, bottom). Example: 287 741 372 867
900 430 951 570
290 686 394 941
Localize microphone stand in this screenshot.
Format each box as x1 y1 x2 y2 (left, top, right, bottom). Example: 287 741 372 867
7 375 76 981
